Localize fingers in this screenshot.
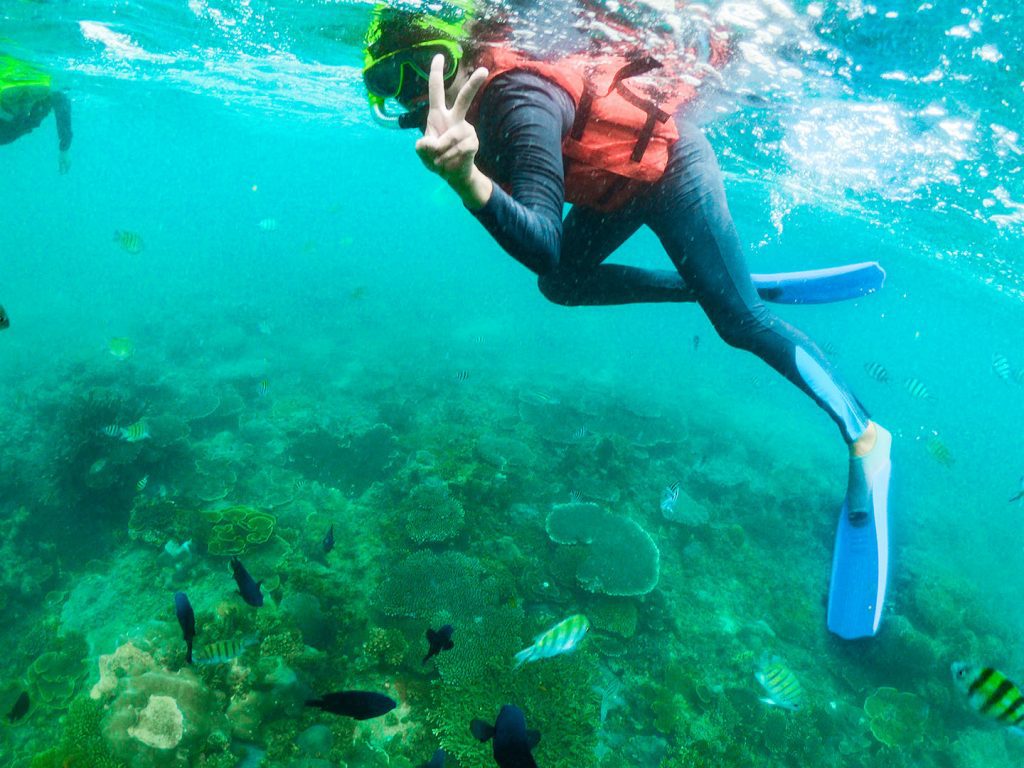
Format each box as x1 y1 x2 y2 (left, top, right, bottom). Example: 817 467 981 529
427 54 447 114
450 66 489 123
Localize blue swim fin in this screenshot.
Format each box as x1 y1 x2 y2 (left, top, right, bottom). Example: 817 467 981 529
752 262 886 305
827 426 892 640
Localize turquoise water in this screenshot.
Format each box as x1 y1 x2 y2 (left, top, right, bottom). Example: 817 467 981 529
1 0 1023 766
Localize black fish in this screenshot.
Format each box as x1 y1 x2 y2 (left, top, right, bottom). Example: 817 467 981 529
174 591 196 664
423 624 454 664
0 304 8 330
421 749 446 768
230 557 264 607
470 704 540 768
322 524 335 554
305 691 397 720
6 691 28 722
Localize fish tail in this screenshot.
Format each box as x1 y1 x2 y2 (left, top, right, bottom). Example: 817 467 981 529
186 640 193 664
512 646 534 670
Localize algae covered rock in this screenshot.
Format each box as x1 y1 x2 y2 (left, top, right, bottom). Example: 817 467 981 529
863 686 929 747
546 502 660 596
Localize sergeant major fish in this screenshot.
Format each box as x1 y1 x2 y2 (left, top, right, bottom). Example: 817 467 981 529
755 656 802 711
952 661 1024 731
513 614 589 669
195 636 258 665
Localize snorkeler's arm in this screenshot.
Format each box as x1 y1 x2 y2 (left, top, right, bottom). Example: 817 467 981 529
51 91 72 151
471 72 574 276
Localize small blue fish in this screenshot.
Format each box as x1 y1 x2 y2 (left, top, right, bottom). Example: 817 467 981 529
230 557 264 607
322 524 335 554
660 481 680 515
470 705 541 768
423 624 454 664
174 592 196 664
306 691 397 720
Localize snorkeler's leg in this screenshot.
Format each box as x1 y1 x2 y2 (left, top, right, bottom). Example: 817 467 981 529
647 124 870 441
647 122 891 638
539 203 692 306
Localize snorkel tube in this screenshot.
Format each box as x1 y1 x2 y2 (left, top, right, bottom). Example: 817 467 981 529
368 93 428 130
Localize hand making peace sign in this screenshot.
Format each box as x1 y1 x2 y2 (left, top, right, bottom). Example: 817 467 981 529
414 53 489 192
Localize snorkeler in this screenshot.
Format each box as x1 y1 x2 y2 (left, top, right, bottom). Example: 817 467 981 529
361 3 892 640
0 54 72 174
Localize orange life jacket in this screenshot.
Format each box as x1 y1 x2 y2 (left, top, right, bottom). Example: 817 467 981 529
472 47 697 211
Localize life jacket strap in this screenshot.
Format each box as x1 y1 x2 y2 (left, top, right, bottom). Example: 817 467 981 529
569 55 672 164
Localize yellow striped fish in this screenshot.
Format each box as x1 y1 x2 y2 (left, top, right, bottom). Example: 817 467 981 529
926 435 954 467
120 419 150 443
756 656 802 711
903 377 934 401
992 353 1011 381
513 614 589 669
113 230 144 254
257 379 269 397
952 662 1024 730
864 362 889 383
195 636 258 665
135 474 149 492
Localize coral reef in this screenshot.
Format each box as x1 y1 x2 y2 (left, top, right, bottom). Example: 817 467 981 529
402 477 465 544
202 504 276 556
863 686 929 748
546 502 660 596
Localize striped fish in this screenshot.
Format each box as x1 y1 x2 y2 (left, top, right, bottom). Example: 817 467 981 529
113 230 144 254
101 423 121 438
756 656 802 711
951 662 1024 730
513 614 589 669
257 379 269 397
660 481 681 515
570 426 589 441
569 489 584 503
993 353 1012 381
194 636 258 665
135 474 149 492
863 362 889 383
926 436 954 467
903 377 934 401
120 419 150 443
454 370 469 382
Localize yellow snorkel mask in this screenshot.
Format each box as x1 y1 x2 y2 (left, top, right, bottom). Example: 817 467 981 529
362 2 474 129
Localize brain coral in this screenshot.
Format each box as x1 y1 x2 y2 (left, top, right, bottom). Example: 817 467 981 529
546 502 660 596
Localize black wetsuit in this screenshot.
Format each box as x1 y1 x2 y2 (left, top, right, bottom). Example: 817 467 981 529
0 90 72 150
470 71 869 443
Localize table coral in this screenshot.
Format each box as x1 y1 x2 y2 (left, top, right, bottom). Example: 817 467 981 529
863 686 929 748
546 502 660 596
203 504 276 556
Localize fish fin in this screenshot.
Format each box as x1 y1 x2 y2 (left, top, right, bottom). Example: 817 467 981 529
469 719 494 742
444 640 454 650
758 697 779 708
526 729 541 749
512 646 533 670
426 629 437 642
